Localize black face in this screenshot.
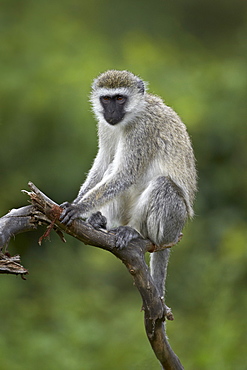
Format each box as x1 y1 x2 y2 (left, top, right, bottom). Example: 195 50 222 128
100 95 127 125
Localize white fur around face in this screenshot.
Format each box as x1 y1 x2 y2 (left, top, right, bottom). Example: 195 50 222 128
90 87 146 127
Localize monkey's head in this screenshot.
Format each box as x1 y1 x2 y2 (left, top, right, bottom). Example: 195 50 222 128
90 70 147 126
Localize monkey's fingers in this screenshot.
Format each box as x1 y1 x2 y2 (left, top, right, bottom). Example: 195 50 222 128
60 201 70 208
113 226 143 249
87 211 107 230
59 203 79 225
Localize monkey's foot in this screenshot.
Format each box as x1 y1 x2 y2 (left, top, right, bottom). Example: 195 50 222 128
113 226 143 249
87 211 107 230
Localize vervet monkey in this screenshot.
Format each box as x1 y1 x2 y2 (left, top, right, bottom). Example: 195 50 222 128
60 70 197 311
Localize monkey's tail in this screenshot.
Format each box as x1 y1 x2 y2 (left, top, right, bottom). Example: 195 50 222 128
150 249 170 298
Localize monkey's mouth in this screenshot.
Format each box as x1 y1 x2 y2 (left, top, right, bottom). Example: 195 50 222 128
104 113 125 125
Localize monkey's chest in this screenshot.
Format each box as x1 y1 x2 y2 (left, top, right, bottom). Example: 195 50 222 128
98 185 142 228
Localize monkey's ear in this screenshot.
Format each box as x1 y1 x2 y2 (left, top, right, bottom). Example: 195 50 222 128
137 80 145 94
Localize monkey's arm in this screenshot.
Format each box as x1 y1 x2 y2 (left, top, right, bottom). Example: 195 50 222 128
60 140 147 225
73 149 109 203
60 171 135 225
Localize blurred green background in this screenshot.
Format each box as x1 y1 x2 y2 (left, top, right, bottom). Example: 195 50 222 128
1 0 247 369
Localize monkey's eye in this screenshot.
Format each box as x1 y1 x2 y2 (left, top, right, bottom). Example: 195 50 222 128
115 95 126 104
101 96 111 103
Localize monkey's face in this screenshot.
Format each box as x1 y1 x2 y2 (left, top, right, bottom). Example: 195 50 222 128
91 71 147 126
100 94 127 125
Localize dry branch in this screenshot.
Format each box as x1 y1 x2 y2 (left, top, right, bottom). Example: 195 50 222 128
0 182 184 370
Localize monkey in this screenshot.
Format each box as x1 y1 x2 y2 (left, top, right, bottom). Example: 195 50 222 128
60 70 197 314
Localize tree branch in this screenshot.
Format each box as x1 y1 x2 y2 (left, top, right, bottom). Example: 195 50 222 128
0 182 184 369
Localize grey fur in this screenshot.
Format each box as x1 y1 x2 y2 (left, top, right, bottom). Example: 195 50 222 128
61 70 197 301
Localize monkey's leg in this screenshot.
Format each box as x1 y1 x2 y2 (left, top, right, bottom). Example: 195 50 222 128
136 176 187 316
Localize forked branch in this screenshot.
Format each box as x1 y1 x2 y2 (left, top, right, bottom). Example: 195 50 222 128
0 182 183 370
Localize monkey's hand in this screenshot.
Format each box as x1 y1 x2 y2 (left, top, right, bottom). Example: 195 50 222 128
113 226 143 249
60 202 86 226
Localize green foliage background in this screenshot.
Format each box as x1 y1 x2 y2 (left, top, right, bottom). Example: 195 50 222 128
1 1 247 369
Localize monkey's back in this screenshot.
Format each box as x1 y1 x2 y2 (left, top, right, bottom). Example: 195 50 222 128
144 93 197 217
